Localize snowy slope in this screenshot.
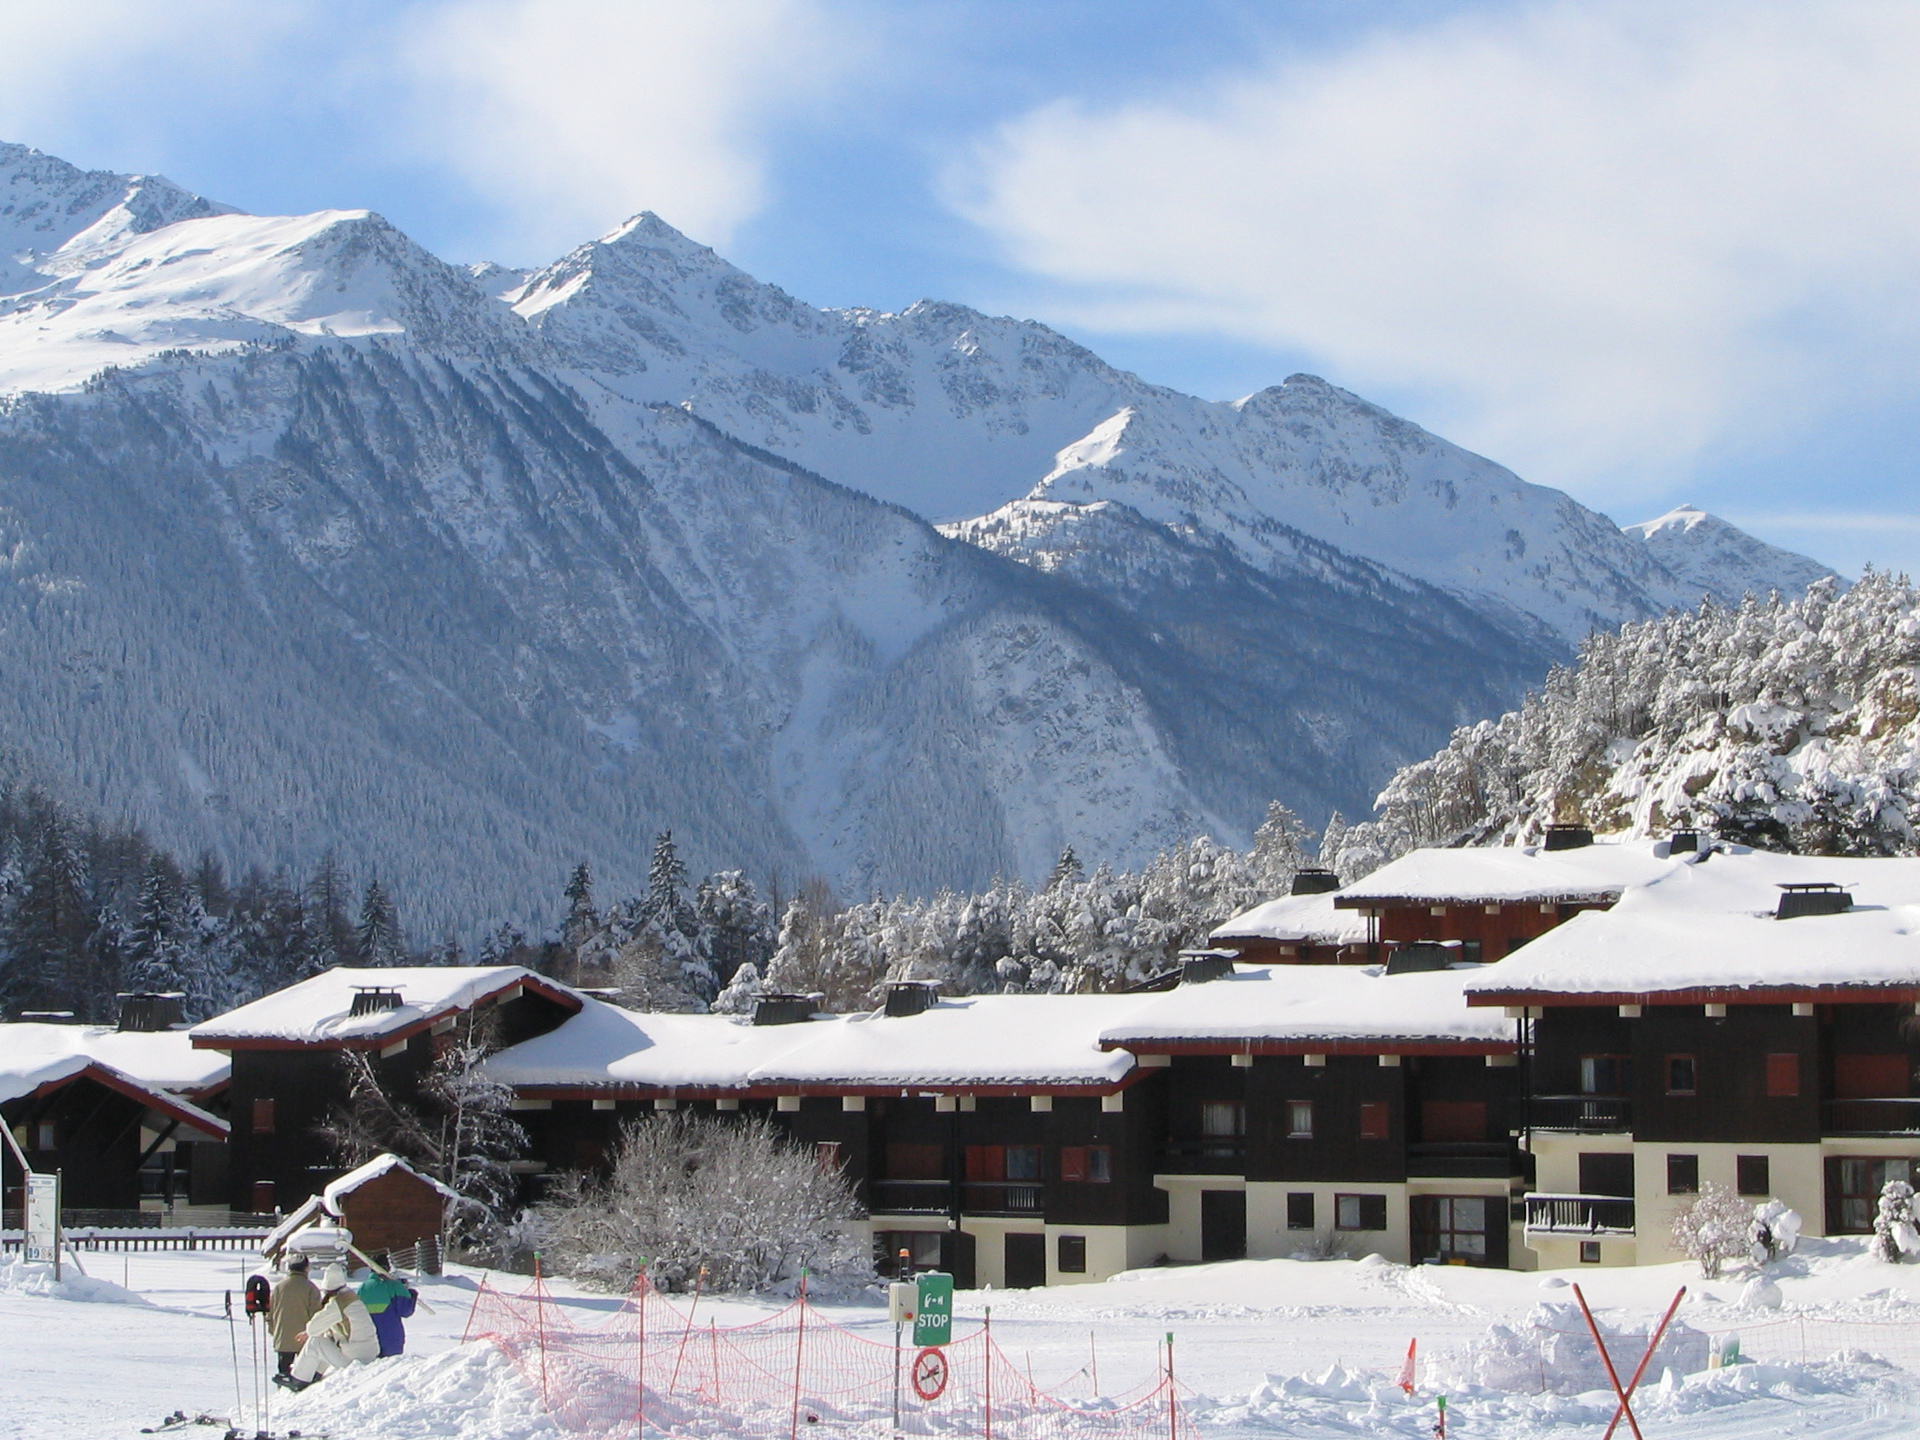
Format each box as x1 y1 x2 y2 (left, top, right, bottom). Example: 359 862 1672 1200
1625 504 1840 604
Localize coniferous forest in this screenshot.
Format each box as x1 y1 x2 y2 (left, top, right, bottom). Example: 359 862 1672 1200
6 575 1916 1024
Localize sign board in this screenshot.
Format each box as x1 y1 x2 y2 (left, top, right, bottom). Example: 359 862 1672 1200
912 1271 953 1347
910 1346 949 1401
23 1171 59 1264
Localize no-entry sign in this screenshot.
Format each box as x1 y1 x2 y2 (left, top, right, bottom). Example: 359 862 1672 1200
911 1346 949 1401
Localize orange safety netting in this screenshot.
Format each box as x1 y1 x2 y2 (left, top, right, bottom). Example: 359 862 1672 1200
464 1274 1198 1440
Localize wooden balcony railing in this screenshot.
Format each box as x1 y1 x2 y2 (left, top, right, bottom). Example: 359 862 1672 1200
1528 1095 1632 1132
1523 1192 1635 1235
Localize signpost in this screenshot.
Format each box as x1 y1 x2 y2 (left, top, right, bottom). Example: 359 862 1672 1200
912 1272 953 1348
2 1120 60 1281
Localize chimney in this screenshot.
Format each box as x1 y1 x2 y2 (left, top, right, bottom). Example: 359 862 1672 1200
1542 823 1593 851
348 986 404 1016
752 993 819 1026
1289 868 1340 896
116 992 185 1032
1179 950 1235 985
1774 883 1852 920
1386 939 1482 974
884 981 939 1017
1669 829 1702 854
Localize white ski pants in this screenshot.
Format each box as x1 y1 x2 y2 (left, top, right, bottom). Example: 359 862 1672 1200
291 1331 379 1382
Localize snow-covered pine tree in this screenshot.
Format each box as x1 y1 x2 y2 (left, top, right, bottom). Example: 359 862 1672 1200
355 878 403 966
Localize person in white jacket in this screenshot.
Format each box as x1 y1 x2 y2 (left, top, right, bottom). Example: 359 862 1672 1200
275 1264 379 1390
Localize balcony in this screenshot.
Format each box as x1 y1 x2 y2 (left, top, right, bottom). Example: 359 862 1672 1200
1407 1141 1518 1179
1158 1138 1247 1175
1529 1094 1632 1132
1825 1098 1920 1135
867 1179 952 1215
959 1181 1043 1216
1524 1192 1636 1236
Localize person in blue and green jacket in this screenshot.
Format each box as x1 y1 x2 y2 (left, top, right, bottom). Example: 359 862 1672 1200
357 1251 418 1357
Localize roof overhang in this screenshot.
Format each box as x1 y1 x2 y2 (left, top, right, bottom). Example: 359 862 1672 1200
507 1070 1151 1102
192 973 583 1052
9 1062 229 1140
1095 1037 1517 1057
1467 985 1920 1008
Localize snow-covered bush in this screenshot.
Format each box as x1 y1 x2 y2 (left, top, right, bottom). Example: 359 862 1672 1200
1870 1180 1920 1262
1749 1199 1801 1264
1670 1183 1754 1278
529 1111 872 1294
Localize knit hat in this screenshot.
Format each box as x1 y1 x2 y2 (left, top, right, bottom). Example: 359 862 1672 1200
319 1264 349 1291
287 1256 309 1273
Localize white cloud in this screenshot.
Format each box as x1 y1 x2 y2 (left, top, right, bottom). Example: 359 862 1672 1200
950 1 1920 497
395 0 859 261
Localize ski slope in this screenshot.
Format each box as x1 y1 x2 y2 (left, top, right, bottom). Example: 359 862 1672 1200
5 1240 1920 1439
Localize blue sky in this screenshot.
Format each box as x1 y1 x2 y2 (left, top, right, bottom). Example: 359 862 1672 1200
5 0 1917 579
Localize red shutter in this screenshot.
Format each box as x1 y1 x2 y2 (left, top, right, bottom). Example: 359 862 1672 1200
1059 1146 1088 1182
1835 1054 1909 1098
964 1145 1006 1181
1420 1100 1487 1142
1765 1053 1800 1098
1359 1102 1390 1140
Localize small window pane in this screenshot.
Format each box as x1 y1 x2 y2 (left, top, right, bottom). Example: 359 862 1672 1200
1667 1153 1699 1195
1007 1146 1042 1181
1201 1101 1246 1137
1737 1154 1770 1197
1086 1146 1112 1183
1286 1192 1315 1230
1287 1101 1314 1138
1057 1234 1087 1274
1666 1055 1697 1095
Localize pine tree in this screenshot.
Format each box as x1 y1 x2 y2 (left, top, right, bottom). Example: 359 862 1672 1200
355 878 403 967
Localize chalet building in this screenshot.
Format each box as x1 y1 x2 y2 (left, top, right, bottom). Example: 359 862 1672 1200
264 1153 459 1263
186 967 582 1214
1209 869 1368 965
2 995 231 1213
1462 847 1920 1267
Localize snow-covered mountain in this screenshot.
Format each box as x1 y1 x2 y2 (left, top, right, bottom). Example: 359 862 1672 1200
0 141 1837 932
1624 504 1838 605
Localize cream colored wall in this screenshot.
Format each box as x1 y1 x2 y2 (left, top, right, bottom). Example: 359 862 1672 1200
1529 1234 1639 1269
1155 1175 1241 1263
959 1217 1044 1290
1041 1224 1169 1285
1245 1181 1408 1262
1528 1132 1630 1197
1630 1142 1826 1260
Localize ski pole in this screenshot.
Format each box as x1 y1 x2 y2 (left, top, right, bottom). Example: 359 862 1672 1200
224 1291 245 1430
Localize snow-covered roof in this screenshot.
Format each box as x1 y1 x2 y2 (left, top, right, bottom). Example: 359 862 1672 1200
1097 964 1516 1052
1211 890 1368 946
484 992 1142 1093
1337 839 1693 907
1466 848 1920 1002
0 1022 229 1098
189 966 581 1048
262 1154 461 1256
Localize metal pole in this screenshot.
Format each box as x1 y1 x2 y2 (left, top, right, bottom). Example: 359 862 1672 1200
1165 1332 1177 1440
1602 1287 1687 1440
893 1317 903 1440
984 1307 993 1440
790 1269 810 1440
1571 1284 1645 1440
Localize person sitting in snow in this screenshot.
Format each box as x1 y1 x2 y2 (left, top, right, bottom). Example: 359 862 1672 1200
275 1263 378 1391
267 1255 323 1378
357 1250 418 1357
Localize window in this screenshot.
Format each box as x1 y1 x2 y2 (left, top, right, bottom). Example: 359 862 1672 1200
1201 1101 1246 1137
1057 1234 1087 1274
1579 1241 1602 1264
35 1121 56 1150
1006 1146 1043 1182
1358 1102 1389 1141
1420 1101 1488 1142
1286 1192 1315 1230
815 1141 845 1173
1834 1157 1920 1231
1665 1055 1698 1095
1335 1193 1388 1231
251 1099 276 1134
1580 1055 1631 1094
1059 1146 1113 1183
1411 1196 1488 1260
1287 1101 1314 1138
1667 1153 1699 1195
879 1231 943 1274
1764 1054 1800 1098
1737 1155 1770 1197
885 1143 944 1179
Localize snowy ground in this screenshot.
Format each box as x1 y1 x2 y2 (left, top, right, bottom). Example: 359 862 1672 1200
7 1240 1920 1440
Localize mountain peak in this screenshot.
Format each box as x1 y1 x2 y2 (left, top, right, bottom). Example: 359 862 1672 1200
1624 504 1838 604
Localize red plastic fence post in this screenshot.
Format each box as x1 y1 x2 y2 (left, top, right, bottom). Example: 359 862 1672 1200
1090 1328 1099 1398
1166 1332 1177 1440
1602 1287 1686 1440
461 1280 488 1344
709 1319 720 1404
984 1307 993 1440
1571 1284 1643 1440
534 1254 550 1411
669 1263 706 1395
790 1269 810 1440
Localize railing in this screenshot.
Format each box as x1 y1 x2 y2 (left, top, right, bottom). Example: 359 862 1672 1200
2 1226 272 1253
1523 1192 1636 1235
1407 1141 1518 1178
1158 1138 1247 1174
959 1181 1043 1215
1825 1098 1920 1135
1529 1094 1632 1132
866 1179 952 1214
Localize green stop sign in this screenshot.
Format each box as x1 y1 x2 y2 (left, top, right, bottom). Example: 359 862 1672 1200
912 1271 954 1347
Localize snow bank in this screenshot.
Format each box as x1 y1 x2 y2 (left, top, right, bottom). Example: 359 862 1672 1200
0 1256 151 1306
272 1342 562 1439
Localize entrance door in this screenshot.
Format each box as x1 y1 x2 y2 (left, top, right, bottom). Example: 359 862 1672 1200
1200 1189 1247 1261
1410 1195 1504 1267
1004 1231 1047 1289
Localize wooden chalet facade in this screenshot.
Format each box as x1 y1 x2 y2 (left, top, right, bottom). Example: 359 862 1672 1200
187 966 582 1214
